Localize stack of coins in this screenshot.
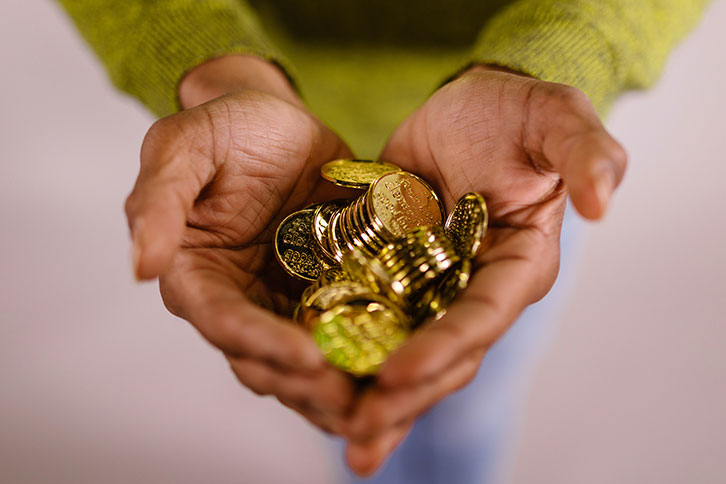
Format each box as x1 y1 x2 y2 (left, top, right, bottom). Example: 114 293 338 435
275 159 488 375
312 170 446 265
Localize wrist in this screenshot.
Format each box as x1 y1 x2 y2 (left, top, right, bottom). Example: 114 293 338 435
462 63 533 78
178 55 302 109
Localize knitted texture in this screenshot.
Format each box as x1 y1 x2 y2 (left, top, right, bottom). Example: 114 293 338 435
58 0 709 151
472 0 711 113
57 0 288 117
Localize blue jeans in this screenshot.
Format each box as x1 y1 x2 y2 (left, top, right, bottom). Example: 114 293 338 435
331 205 584 484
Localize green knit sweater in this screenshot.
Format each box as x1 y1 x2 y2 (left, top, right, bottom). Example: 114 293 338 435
57 0 709 157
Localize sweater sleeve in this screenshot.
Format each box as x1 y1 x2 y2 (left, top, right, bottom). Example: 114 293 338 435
56 0 290 117
469 0 711 114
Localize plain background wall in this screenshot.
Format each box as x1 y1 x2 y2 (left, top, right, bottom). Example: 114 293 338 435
0 1 724 483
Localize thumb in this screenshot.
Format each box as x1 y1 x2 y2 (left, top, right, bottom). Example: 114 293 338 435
125 118 216 280
528 85 628 220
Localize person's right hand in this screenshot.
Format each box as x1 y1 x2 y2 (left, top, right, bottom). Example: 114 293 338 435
124 56 357 433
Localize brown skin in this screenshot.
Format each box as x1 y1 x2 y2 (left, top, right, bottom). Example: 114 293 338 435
126 55 358 429
342 64 627 474
126 56 627 476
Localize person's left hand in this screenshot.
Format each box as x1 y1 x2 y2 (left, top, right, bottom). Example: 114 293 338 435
339 66 627 475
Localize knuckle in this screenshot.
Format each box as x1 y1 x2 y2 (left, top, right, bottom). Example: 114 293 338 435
552 84 590 110
282 382 310 405
361 407 389 436
611 142 629 172
140 120 170 160
229 361 272 397
535 82 592 118
123 192 140 221
202 310 245 354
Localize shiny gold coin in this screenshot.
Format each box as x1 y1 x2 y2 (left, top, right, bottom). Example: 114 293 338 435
367 172 445 240
311 303 409 376
422 258 472 323
292 302 303 323
343 201 379 256
299 281 375 330
304 281 374 312
312 200 347 263
444 192 488 259
320 159 401 189
318 267 349 285
351 194 387 251
341 249 382 294
326 210 347 263
274 206 324 281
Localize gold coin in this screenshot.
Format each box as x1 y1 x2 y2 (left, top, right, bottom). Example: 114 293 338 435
304 281 374 312
337 205 365 254
367 172 445 241
320 159 401 189
299 281 375 330
318 267 349 285
444 192 488 259
341 249 381 292
325 210 347 263
351 194 387 251
292 302 303 323
312 200 347 263
427 258 472 322
274 206 324 281
311 303 409 376
342 200 379 256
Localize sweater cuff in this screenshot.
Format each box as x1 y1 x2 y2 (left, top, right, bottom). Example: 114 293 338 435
111 3 292 117
469 1 619 114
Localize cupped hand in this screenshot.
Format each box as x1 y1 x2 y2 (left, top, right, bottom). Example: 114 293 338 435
124 56 358 433
343 66 627 474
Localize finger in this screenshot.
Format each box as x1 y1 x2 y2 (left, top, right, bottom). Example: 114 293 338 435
160 250 325 372
125 115 217 280
527 84 627 220
345 421 413 477
228 356 356 415
379 225 556 388
345 351 483 441
277 396 347 435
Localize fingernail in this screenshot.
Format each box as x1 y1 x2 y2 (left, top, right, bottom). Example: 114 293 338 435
593 164 616 212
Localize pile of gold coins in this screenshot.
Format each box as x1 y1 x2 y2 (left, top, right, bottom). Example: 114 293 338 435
275 159 488 376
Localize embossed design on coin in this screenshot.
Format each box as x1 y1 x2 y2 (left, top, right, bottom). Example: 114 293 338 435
321 159 401 189
274 166 491 376
312 302 409 376
274 206 324 281
367 172 445 240
444 192 488 259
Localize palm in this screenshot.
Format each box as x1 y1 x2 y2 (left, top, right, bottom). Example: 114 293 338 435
382 71 567 347
339 72 626 474
133 92 349 323
126 92 363 413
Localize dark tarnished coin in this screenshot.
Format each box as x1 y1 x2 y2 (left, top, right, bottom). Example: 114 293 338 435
274 206 324 281
321 159 401 189
444 192 488 259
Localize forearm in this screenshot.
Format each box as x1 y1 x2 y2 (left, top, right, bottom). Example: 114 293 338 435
470 0 711 114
